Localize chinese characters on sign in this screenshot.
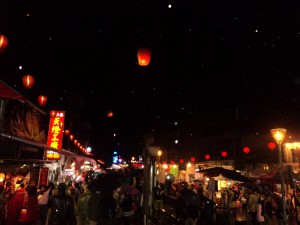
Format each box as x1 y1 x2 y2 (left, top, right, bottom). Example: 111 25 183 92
45 111 65 160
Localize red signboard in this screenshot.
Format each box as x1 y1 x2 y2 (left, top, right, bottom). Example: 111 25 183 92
45 111 65 160
38 167 49 187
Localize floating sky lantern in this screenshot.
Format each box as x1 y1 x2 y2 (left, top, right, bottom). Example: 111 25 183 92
37 95 47 107
0 34 8 53
268 142 276 150
205 154 211 160
22 75 35 89
137 48 151 66
243 146 250 154
107 111 113 118
221 151 227 158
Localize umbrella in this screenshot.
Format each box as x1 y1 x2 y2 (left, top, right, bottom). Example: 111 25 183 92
117 184 140 196
198 167 251 183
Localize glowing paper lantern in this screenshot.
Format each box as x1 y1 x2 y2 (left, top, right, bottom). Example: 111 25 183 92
205 154 210 160
221 151 227 158
191 157 196 162
137 48 151 66
268 142 276 150
179 159 184 163
0 34 8 53
243 146 250 154
22 75 35 89
107 111 113 118
37 95 47 106
170 160 175 164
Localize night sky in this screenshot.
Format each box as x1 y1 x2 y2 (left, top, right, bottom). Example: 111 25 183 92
1 0 300 162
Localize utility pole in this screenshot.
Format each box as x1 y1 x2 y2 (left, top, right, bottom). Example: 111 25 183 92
142 133 154 225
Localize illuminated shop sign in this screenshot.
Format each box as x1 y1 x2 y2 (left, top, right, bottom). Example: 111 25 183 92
45 111 65 160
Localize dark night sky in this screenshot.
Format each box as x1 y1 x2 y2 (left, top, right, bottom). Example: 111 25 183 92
1 0 300 161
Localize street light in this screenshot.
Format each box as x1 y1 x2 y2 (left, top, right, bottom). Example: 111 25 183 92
271 128 287 225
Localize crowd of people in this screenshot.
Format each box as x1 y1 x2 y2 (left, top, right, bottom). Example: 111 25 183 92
0 170 143 225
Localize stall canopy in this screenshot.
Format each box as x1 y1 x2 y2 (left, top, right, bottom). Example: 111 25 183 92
198 166 251 183
258 168 300 184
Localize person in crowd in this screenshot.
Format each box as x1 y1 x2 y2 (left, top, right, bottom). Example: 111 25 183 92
76 184 92 225
248 189 259 225
272 193 284 225
153 182 164 219
120 194 133 225
38 182 55 225
5 183 27 225
257 193 265 224
0 185 10 225
261 194 273 225
21 185 39 225
45 183 77 225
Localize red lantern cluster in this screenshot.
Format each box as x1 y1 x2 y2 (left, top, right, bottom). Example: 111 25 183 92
22 75 35 89
137 48 151 66
0 34 8 53
243 146 250 154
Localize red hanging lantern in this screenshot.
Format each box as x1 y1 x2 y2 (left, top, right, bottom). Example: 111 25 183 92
170 160 174 165
179 159 184 164
137 48 151 66
22 75 35 89
205 154 210 160
37 95 47 106
64 129 70 135
243 146 250 154
221 151 227 158
268 142 276 150
191 157 196 162
0 34 9 53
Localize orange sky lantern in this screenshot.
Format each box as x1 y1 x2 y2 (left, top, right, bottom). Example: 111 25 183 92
221 151 227 157
205 154 210 160
0 34 8 53
243 146 250 154
107 111 113 118
37 95 47 107
22 75 35 89
137 48 151 66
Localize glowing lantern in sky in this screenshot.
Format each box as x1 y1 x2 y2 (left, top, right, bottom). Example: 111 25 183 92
64 130 70 135
191 157 196 162
268 142 276 150
205 154 211 160
243 146 250 154
107 111 113 118
137 48 151 66
37 95 47 107
22 75 35 89
221 151 227 158
0 34 8 53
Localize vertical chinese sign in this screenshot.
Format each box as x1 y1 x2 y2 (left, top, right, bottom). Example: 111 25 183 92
45 111 65 160
38 167 49 187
